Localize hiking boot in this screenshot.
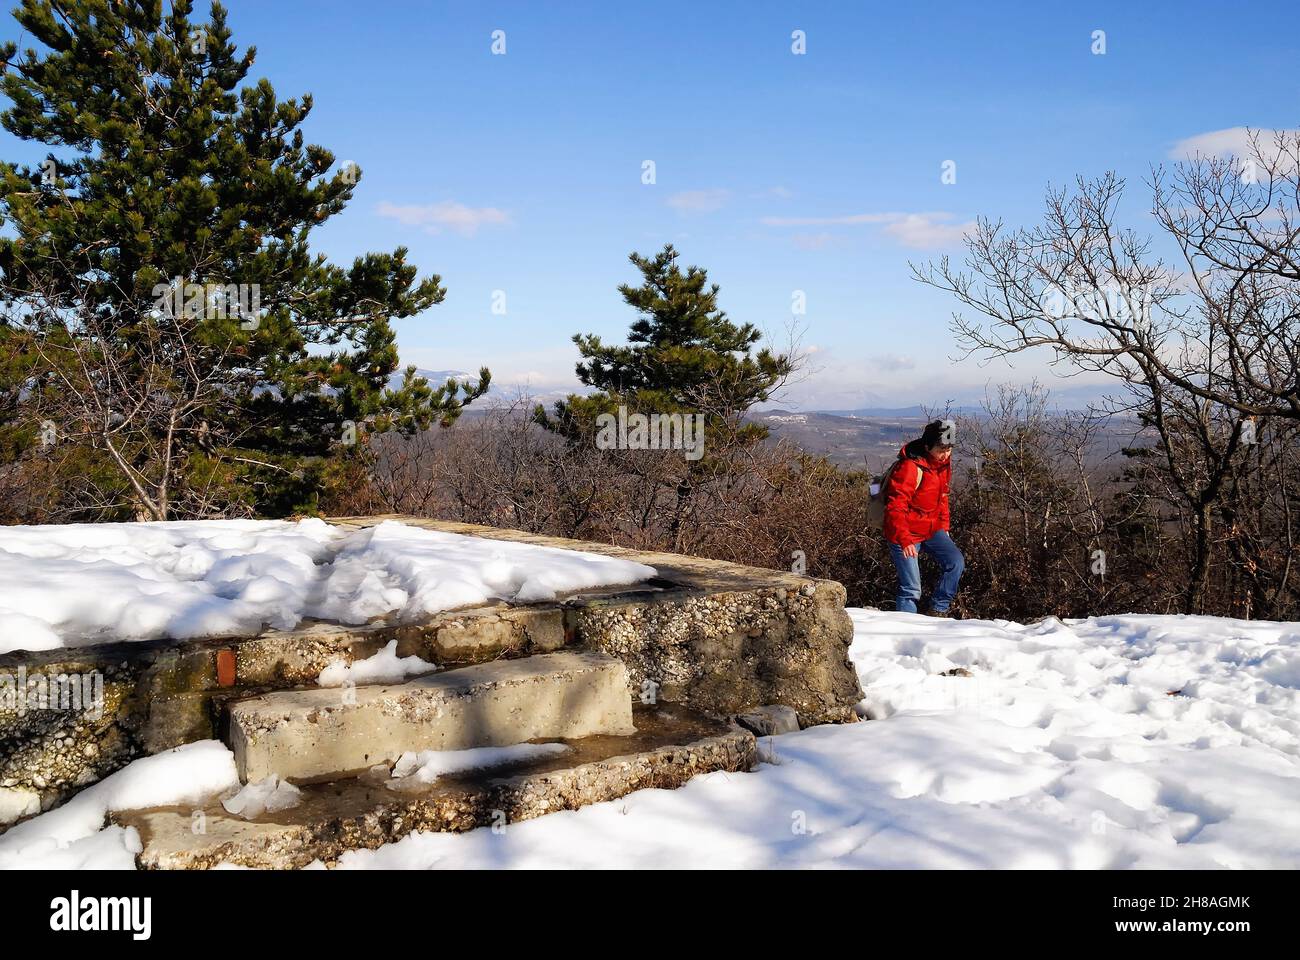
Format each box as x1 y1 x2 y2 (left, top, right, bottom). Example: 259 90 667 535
922 607 951 618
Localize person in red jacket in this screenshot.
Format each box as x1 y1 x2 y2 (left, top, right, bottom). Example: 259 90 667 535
882 419 964 616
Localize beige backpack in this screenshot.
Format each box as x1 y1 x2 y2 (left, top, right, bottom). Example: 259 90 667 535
867 457 923 529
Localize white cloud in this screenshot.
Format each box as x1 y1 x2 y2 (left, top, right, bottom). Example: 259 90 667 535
1171 127 1262 158
868 353 916 372
1169 127 1300 173
761 211 974 249
881 214 975 249
376 201 511 236
667 189 730 214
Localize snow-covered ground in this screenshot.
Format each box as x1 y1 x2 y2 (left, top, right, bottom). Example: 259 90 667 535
0 741 238 869
2 608 1297 869
0 519 657 654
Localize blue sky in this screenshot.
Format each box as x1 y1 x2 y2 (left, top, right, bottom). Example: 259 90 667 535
3 1 1298 409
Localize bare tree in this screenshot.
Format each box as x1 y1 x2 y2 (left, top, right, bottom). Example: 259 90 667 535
4 268 262 520
914 130 1300 613
915 130 1300 422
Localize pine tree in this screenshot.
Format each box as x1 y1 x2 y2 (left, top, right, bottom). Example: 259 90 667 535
0 0 487 519
536 243 791 440
537 243 793 552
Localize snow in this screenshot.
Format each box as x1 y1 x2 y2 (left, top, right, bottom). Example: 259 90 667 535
0 519 337 652
0 519 657 654
0 741 239 870
317 639 438 687
330 609 1300 869
221 776 302 819
3 608 1297 869
313 521 657 615
385 743 572 792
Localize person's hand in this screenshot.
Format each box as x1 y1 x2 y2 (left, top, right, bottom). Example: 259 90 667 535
902 542 919 559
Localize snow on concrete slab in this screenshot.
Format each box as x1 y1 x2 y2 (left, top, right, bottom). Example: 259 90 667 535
0 518 657 655
0 740 239 869
5 609 1297 869
0 518 338 652
221 775 302 820
312 520 657 621
316 639 438 687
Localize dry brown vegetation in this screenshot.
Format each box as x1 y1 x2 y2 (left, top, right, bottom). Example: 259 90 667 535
317 381 1300 623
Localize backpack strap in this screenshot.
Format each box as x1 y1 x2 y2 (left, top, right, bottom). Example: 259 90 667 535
883 457 924 493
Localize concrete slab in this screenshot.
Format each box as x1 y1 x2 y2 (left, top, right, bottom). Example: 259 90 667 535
115 706 755 869
229 651 635 782
2 515 860 825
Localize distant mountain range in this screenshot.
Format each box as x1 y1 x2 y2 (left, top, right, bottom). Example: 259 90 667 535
750 408 1145 469
812 405 985 418
388 368 478 388
387 368 574 410
747 409 931 470
387 371 1141 469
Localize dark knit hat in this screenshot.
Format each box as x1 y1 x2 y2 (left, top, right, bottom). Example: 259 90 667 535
921 419 955 450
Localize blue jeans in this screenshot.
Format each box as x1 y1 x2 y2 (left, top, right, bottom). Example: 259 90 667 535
888 530 964 614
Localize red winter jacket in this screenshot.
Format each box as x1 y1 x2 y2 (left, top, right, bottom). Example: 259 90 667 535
882 442 951 547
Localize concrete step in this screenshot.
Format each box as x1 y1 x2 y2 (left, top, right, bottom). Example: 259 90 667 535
227 651 635 783
115 706 756 869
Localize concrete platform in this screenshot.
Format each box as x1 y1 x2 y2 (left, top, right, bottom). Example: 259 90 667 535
2 515 861 827
230 651 635 782
115 706 755 869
